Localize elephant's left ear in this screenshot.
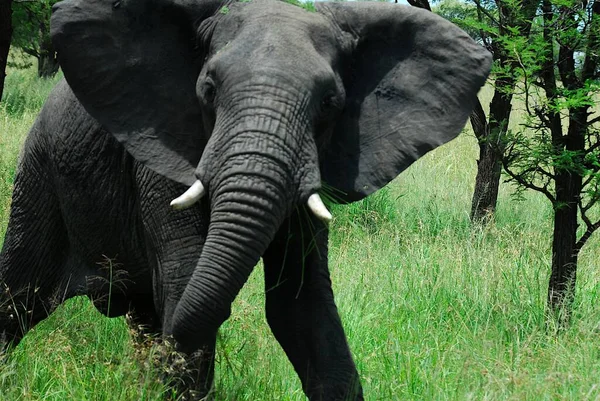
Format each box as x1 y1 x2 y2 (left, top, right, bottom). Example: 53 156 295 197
51 0 223 186
316 2 492 202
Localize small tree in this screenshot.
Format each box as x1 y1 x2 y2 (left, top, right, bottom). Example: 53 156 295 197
430 0 539 223
11 0 59 78
469 0 539 222
432 0 483 42
503 0 600 315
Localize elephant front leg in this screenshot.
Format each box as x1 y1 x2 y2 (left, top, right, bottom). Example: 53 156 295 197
154 256 217 401
152 248 216 400
262 211 364 401
158 336 216 401
125 294 163 355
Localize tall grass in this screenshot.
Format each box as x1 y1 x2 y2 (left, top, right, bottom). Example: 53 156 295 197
1 67 61 241
1 65 600 400
1 67 61 118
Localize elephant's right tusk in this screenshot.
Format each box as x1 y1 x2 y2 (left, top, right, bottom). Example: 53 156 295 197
307 193 332 223
170 180 206 210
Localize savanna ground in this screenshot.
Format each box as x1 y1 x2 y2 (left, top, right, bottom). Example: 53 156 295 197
1 63 600 401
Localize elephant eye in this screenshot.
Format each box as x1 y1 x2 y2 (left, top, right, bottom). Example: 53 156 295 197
314 89 342 143
319 90 342 117
201 78 216 104
320 91 337 114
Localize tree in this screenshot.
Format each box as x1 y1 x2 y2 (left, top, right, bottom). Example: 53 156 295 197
503 0 600 316
417 0 600 317
467 0 539 222
11 0 59 78
432 0 482 41
429 0 539 223
0 0 13 101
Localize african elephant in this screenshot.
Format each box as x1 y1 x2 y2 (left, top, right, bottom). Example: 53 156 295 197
0 0 491 399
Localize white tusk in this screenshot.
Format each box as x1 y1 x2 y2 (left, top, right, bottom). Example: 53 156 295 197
170 180 206 210
307 193 332 223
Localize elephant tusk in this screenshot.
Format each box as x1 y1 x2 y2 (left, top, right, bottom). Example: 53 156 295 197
307 193 332 223
170 180 206 210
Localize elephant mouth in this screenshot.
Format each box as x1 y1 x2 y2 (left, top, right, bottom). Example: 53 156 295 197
170 179 332 222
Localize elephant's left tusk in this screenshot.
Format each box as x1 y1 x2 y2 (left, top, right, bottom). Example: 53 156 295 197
307 193 332 223
170 180 206 210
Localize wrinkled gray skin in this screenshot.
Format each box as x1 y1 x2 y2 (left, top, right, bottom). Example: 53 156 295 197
0 0 491 399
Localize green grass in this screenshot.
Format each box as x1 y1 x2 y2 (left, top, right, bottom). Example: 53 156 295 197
1 66 61 241
1 65 600 400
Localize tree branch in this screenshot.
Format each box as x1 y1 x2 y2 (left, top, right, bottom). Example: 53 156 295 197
582 174 595 193
584 137 600 155
471 0 501 28
581 0 600 81
20 46 39 58
575 218 600 252
469 97 489 141
502 156 557 202
475 4 493 51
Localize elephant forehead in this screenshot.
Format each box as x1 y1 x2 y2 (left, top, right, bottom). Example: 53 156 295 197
211 0 338 56
206 1 342 85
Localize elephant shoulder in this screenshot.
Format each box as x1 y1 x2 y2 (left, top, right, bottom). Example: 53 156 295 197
24 80 128 169
35 79 104 146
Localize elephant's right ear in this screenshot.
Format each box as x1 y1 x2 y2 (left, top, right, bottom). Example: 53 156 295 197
51 0 223 186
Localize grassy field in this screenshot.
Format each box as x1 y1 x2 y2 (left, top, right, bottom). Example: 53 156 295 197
1 66 600 401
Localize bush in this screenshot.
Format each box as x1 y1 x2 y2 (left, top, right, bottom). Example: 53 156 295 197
0 66 60 117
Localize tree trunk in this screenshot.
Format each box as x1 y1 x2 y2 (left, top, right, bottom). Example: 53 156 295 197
0 0 12 102
37 52 59 78
548 172 581 317
543 0 592 317
547 105 587 316
470 77 513 222
470 139 502 222
469 0 539 223
37 40 58 78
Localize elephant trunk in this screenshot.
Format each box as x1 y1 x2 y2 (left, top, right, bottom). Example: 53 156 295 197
171 124 306 351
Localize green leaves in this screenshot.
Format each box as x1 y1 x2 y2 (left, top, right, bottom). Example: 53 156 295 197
501 0 600 253
433 0 489 41
281 0 315 12
11 0 60 77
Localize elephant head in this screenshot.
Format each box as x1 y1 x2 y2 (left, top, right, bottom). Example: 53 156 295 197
51 0 491 353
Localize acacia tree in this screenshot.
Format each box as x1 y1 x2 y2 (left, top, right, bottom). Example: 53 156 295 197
466 0 540 222
11 0 59 78
0 0 12 101
466 0 539 222
432 0 483 40
503 0 600 315
426 0 539 222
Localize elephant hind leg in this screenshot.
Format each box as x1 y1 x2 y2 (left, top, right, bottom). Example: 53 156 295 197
0 147 78 347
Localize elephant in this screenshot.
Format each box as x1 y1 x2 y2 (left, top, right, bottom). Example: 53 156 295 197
0 0 491 399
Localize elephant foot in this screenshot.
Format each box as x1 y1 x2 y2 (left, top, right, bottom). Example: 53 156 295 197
125 310 214 401
125 308 162 357
152 337 216 401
